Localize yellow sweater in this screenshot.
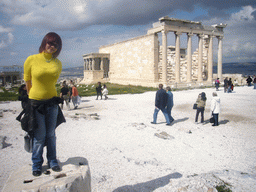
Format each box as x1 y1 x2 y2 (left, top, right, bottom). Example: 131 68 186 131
24 52 62 100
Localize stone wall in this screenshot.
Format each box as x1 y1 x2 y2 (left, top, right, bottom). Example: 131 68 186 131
99 34 159 87
158 35 210 84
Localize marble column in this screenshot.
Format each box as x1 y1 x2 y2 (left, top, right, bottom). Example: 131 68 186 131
84 59 87 71
161 29 168 85
86 59 89 70
175 32 182 83
100 58 104 70
92 59 95 71
197 34 204 82
89 59 92 70
217 36 223 81
187 33 193 82
207 35 214 83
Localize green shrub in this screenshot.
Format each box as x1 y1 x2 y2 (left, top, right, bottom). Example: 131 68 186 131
0 87 19 101
56 83 158 97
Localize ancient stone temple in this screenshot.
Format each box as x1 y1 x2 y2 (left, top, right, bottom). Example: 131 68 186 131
80 16 226 87
0 65 23 86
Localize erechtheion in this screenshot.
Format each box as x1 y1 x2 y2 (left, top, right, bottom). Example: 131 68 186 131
81 16 226 88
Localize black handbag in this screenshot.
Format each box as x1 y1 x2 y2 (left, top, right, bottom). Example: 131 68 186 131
210 117 215 123
193 103 197 110
24 134 33 153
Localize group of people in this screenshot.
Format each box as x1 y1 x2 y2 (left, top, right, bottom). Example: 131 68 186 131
151 84 174 126
215 75 256 92
214 77 233 93
194 91 220 126
151 84 220 127
60 80 79 110
96 82 109 100
16 31 224 178
246 75 256 89
223 77 234 93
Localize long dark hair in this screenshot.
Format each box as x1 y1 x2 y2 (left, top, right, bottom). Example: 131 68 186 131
201 92 207 101
39 32 62 58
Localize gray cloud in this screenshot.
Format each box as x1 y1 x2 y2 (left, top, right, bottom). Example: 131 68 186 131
1 0 255 30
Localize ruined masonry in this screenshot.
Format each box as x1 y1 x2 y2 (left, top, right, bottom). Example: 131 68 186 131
81 17 226 88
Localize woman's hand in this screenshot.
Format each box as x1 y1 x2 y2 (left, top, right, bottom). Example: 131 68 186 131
25 81 32 95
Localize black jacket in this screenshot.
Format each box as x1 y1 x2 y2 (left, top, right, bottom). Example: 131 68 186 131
155 89 168 110
18 97 66 133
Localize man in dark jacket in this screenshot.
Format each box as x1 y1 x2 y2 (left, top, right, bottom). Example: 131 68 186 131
151 84 171 125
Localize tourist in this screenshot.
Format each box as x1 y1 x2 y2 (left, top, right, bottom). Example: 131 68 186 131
246 76 252 86
195 92 207 124
224 77 228 93
215 78 220 91
96 82 102 100
16 84 28 121
60 81 70 110
71 83 79 109
253 75 256 89
227 78 233 93
151 84 170 125
102 84 109 100
166 86 174 123
210 92 220 126
23 32 65 176
69 80 73 102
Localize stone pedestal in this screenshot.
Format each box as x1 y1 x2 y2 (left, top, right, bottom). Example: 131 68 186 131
3 157 91 192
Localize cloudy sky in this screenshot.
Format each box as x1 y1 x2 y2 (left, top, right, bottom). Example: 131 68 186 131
0 0 255 69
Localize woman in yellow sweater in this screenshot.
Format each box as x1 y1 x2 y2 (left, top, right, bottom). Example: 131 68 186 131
24 32 64 176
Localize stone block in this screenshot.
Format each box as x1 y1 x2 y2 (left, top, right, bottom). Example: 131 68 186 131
3 157 91 192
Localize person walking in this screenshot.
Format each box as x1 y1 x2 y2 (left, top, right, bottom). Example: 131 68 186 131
60 81 70 110
253 75 256 89
166 86 174 123
23 32 65 176
224 77 228 93
96 82 102 100
210 92 220 126
102 84 109 100
227 78 233 93
195 92 207 124
69 80 73 102
246 76 252 86
71 83 79 109
151 84 170 125
215 78 220 91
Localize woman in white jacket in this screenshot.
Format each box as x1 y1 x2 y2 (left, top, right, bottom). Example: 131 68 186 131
211 92 220 126
102 84 109 100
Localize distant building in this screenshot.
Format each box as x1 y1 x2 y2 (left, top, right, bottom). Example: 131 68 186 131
0 65 23 86
81 17 226 88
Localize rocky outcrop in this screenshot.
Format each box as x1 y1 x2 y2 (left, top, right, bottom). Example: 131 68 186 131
3 157 91 192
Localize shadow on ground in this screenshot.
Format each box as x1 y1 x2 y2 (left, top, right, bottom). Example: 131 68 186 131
81 99 90 102
72 106 94 110
219 120 230 125
113 172 182 192
203 119 229 125
152 117 189 125
172 117 189 125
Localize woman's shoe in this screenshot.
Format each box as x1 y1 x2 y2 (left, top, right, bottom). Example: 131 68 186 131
52 165 61 172
32 170 42 176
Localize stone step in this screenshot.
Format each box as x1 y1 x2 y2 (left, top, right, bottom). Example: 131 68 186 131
3 157 91 192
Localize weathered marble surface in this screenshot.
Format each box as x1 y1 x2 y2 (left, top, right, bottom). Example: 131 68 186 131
3 157 91 192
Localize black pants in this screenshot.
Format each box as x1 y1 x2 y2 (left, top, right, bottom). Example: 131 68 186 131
195 107 204 123
96 92 102 100
213 113 219 126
